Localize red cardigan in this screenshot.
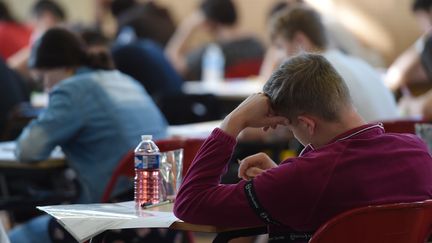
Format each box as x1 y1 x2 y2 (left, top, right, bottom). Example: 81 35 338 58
174 124 432 233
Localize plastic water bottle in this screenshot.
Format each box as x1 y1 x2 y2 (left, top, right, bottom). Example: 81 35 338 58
134 135 164 208
202 43 225 86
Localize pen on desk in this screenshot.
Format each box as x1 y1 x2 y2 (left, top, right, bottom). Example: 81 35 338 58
141 200 171 209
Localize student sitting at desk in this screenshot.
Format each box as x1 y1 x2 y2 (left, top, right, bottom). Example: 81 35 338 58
10 27 167 243
166 0 264 80
267 6 399 122
174 53 432 242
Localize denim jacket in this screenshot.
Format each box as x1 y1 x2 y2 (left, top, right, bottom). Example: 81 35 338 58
16 67 168 203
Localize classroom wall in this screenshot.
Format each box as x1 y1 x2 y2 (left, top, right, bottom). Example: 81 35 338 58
4 0 423 65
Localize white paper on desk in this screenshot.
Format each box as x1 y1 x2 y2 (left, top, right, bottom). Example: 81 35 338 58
37 201 179 243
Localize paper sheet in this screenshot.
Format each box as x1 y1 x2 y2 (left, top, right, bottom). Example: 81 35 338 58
38 201 179 242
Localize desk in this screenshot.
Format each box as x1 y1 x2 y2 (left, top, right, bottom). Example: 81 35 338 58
38 201 259 242
0 141 65 168
0 142 74 214
168 120 221 138
182 79 263 100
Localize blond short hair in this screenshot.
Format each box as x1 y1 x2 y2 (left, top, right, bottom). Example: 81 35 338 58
263 53 352 122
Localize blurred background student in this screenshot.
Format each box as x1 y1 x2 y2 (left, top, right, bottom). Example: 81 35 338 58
260 0 386 79
267 6 399 122
0 2 31 61
385 0 432 92
165 0 265 81
110 0 176 47
385 0 432 120
9 27 168 243
8 0 67 80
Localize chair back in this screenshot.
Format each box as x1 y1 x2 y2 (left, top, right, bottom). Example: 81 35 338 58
101 138 205 202
309 200 432 243
225 58 263 79
381 119 427 134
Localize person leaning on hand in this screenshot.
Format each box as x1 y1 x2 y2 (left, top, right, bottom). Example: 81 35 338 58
173 53 432 242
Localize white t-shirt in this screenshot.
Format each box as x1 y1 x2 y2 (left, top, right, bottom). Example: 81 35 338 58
323 49 400 122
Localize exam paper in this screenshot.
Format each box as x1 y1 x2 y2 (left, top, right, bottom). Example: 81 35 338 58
38 201 179 242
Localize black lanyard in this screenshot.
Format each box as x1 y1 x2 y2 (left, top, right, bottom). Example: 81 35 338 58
243 180 313 242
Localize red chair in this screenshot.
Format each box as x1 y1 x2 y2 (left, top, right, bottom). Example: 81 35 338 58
381 119 427 134
101 138 205 203
309 200 432 243
225 59 263 79
215 200 432 243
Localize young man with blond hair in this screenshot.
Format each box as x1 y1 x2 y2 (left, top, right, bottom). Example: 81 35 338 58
174 53 432 242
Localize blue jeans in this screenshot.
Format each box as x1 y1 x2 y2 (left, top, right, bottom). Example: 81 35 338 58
9 215 51 243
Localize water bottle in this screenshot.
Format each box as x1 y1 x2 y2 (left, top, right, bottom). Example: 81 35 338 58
202 43 225 86
134 135 165 208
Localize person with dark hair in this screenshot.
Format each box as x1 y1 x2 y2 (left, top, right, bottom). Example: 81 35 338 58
174 53 432 242
112 39 183 99
166 0 265 80
0 1 32 59
9 27 168 243
78 27 116 70
110 0 176 47
31 0 65 20
269 6 398 122
30 0 66 43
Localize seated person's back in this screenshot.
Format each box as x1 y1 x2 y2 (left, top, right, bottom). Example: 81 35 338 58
15 28 168 203
112 39 183 99
111 0 176 48
324 50 399 121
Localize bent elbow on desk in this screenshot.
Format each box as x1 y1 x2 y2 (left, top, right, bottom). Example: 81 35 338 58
173 190 212 225
173 193 195 223
15 142 49 163
15 128 52 163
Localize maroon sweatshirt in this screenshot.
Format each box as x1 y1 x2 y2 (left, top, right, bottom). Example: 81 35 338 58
174 124 432 235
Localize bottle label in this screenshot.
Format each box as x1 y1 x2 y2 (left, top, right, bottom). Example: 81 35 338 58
135 154 160 169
